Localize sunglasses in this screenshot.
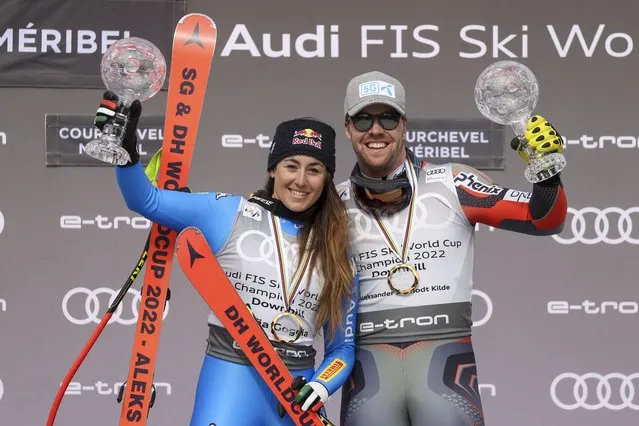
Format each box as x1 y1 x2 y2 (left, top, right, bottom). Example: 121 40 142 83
349 112 402 132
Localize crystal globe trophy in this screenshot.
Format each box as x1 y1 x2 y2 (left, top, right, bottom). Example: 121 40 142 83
84 37 167 165
474 60 566 183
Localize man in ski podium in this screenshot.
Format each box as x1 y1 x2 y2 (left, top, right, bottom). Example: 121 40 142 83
93 92 359 426
337 71 567 425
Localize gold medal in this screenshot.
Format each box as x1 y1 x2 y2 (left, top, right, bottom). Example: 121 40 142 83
387 263 419 294
270 311 304 343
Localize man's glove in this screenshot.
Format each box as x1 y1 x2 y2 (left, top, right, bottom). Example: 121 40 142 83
94 91 142 166
510 115 563 163
277 376 329 417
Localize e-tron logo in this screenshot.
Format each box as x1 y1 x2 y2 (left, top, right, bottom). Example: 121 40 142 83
221 134 271 148
60 215 151 230
359 314 450 333
548 300 638 315
551 372 639 410
64 381 172 396
62 287 170 325
553 207 639 245
471 289 493 327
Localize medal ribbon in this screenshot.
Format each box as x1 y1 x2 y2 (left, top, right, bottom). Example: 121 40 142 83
269 215 312 310
370 161 418 263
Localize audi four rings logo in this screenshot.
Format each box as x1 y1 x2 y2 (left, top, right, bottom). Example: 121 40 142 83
551 372 639 410
426 168 445 176
471 289 493 327
553 207 639 245
62 287 170 325
346 193 455 244
236 229 300 268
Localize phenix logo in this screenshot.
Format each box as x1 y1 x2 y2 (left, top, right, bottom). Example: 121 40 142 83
292 128 322 149
453 172 503 196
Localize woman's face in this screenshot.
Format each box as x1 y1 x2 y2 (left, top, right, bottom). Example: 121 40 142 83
270 155 327 212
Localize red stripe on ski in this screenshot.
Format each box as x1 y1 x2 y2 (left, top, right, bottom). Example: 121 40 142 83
175 227 334 426
118 14 217 425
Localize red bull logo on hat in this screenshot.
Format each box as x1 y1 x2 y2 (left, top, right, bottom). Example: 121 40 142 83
292 128 322 149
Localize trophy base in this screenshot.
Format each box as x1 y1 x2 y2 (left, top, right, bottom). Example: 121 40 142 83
84 140 132 166
524 152 567 183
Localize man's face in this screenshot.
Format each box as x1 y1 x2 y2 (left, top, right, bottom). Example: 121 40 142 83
345 104 407 178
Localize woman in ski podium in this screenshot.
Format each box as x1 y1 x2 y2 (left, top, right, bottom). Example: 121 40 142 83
93 92 359 426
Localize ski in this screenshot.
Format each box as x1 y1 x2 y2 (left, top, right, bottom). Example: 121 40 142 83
118 14 217 425
175 227 335 426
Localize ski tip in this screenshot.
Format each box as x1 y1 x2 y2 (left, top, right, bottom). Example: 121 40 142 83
179 13 217 29
176 226 202 245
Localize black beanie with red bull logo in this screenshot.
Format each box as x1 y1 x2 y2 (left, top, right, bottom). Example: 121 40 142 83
267 117 336 174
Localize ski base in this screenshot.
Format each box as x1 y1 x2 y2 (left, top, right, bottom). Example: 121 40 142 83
118 13 218 426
